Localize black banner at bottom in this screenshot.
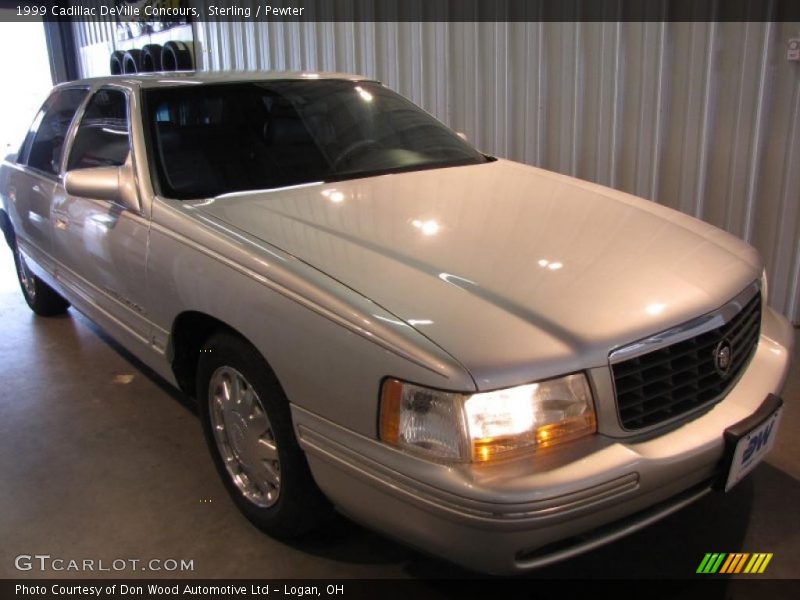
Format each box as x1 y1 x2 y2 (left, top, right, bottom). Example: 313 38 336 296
2 579 800 600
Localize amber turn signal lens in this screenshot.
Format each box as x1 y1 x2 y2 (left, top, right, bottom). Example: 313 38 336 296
471 412 597 462
379 378 403 445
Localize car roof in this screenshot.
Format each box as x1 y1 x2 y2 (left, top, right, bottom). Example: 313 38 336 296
55 70 377 91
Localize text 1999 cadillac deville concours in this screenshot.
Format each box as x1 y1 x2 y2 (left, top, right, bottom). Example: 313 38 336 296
0 72 793 574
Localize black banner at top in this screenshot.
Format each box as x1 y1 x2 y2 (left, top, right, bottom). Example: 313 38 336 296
1 0 800 23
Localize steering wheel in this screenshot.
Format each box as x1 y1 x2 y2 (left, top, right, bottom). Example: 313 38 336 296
332 139 382 170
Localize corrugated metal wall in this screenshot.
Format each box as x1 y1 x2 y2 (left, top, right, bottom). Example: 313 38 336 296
75 19 800 324
72 18 117 77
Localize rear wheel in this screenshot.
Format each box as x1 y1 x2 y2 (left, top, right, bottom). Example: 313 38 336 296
197 332 331 538
14 244 70 316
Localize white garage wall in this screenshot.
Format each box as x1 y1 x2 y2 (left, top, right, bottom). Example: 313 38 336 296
75 20 800 324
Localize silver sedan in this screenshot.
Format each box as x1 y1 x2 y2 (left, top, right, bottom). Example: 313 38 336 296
0 72 793 574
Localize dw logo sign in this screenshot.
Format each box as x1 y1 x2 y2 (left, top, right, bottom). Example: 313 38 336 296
742 422 775 463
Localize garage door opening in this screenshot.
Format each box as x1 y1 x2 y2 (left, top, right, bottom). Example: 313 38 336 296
0 12 52 159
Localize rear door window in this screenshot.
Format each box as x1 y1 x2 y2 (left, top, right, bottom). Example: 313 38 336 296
22 88 88 176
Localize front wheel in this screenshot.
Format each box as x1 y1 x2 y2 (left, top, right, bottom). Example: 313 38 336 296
13 244 70 316
197 332 331 538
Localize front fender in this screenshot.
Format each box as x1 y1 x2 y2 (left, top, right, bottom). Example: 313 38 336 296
146 197 476 437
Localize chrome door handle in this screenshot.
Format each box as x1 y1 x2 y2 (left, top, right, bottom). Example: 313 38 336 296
32 185 42 194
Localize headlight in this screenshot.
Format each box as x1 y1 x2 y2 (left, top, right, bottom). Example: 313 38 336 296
761 268 768 303
379 373 596 463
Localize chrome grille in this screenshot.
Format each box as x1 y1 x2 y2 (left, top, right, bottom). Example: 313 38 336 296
612 291 762 430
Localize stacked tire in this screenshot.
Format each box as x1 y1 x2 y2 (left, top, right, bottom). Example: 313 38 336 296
160 41 193 71
109 50 125 75
122 49 142 73
109 41 193 74
141 44 163 71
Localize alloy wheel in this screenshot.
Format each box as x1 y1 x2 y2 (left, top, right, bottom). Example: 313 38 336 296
208 366 281 508
17 250 36 301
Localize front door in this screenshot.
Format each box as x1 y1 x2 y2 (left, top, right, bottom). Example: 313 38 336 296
52 87 150 342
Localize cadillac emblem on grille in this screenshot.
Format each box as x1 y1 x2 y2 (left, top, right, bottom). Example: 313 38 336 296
612 288 760 430
714 340 733 376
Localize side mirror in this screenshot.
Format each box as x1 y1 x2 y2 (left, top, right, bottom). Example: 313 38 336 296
64 161 140 213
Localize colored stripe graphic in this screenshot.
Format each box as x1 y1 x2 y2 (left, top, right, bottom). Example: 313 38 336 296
758 554 773 573
734 553 750 573
697 554 713 573
719 553 749 573
710 553 726 573
744 553 774 573
698 552 773 574
745 554 761 573
697 553 727 573
719 554 736 573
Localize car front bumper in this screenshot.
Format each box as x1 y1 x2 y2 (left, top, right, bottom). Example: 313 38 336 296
292 306 794 574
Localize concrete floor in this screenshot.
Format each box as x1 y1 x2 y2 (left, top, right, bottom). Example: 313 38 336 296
0 245 798 581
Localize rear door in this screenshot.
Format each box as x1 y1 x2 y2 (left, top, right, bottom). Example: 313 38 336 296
52 87 151 342
4 88 88 274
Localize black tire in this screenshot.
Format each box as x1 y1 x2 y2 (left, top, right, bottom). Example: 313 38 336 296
161 41 193 71
13 244 70 316
141 44 163 72
110 50 125 75
197 331 331 538
122 49 142 74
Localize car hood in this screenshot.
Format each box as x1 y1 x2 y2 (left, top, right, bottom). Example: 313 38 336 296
193 159 761 390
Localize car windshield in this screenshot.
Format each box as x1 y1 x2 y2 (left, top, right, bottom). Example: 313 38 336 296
143 80 487 200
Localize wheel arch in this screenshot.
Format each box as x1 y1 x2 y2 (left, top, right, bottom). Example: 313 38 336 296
0 208 14 249
168 310 264 400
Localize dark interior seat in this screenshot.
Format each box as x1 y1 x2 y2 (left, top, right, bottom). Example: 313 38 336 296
263 112 328 183
156 122 220 196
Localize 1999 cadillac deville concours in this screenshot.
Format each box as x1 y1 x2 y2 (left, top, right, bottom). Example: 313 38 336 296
0 72 793 574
